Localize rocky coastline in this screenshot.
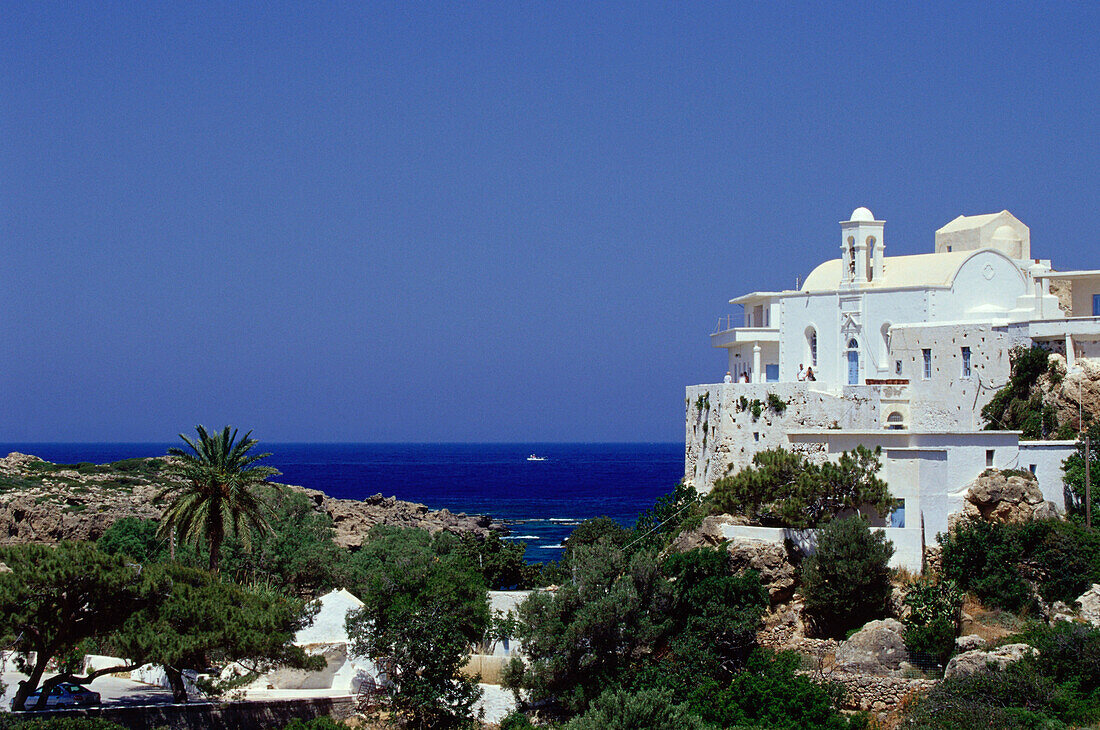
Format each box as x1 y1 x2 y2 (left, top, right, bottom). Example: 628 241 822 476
0 451 502 548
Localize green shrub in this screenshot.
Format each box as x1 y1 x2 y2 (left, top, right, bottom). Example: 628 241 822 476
710 446 892 529
279 720 355 730
940 519 1100 611
498 711 538 730
981 344 1060 438
766 392 788 414
562 688 710 730
900 661 1077 729
802 516 894 637
687 650 867 730
902 579 962 669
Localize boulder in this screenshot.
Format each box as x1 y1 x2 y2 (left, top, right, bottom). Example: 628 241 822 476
834 618 909 676
954 634 987 652
959 469 1058 525
1077 584 1100 626
944 643 1037 679
669 514 748 552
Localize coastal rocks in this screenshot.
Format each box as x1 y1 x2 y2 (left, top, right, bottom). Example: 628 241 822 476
944 643 1038 679
1042 355 1100 430
954 468 1058 526
303 488 497 549
834 619 909 676
0 452 499 548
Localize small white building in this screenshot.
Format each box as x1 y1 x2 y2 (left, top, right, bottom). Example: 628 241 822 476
688 208 1100 570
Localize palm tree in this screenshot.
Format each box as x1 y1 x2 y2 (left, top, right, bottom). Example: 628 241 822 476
156 426 280 572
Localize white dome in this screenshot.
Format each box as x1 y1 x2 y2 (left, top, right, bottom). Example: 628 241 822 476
991 224 1021 242
849 206 875 222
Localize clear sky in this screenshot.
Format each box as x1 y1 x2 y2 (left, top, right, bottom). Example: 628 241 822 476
1 3 1098 442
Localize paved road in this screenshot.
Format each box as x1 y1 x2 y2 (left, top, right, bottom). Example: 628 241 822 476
1 671 178 710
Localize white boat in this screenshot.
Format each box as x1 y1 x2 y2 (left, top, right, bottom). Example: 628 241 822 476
526 454 547 461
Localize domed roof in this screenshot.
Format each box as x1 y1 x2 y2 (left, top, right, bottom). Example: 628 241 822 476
991 224 1021 242
849 206 875 222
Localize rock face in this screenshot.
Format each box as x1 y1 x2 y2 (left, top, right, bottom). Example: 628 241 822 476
944 643 1037 679
834 619 909 676
1042 354 1100 431
726 537 797 604
0 452 499 548
670 515 796 604
958 469 1058 525
1076 584 1100 626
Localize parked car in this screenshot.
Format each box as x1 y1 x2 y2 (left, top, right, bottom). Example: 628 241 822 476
11 682 101 710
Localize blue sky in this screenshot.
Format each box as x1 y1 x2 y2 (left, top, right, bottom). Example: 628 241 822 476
1 3 1098 442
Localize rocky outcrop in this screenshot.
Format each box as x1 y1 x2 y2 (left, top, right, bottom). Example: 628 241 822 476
1042 354 1100 431
834 619 909 676
944 643 1037 679
670 515 797 604
0 452 499 548
1076 584 1100 626
726 537 798 604
955 469 1059 526
298 489 497 549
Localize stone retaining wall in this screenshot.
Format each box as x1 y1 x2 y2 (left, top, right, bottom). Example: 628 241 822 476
801 669 936 714
10 695 356 730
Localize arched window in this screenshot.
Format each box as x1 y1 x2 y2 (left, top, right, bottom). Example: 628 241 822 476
846 338 859 385
847 236 856 275
805 326 818 367
886 412 905 430
866 236 876 281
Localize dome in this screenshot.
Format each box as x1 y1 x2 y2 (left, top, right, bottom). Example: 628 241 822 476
991 224 1021 242
849 206 875 222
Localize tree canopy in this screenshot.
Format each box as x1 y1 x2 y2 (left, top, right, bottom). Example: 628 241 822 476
710 446 893 528
157 425 279 572
345 525 489 729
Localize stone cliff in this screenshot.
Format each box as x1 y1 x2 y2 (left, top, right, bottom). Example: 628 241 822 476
0 452 500 548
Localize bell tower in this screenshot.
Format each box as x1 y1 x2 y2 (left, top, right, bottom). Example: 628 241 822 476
840 207 885 287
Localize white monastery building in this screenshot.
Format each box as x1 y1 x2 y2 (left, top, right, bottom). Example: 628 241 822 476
685 207 1100 570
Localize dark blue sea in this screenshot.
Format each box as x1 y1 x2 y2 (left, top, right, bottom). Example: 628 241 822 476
0 443 683 561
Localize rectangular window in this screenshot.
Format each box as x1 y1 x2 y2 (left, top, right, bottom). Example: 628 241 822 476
753 432 760 442
1029 464 1037 475
1094 294 1100 317
895 360 902 376
922 349 932 379
986 449 995 467
889 499 905 528
962 347 971 377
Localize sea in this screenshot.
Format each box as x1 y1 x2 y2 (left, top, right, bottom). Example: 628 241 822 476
0 442 684 562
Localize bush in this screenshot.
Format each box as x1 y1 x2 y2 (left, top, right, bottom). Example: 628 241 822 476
279 720 354 730
710 447 892 529
0 720 127 730
498 711 538 730
940 519 1100 611
981 345 1060 438
687 650 868 730
562 688 710 730
900 661 1078 729
802 516 894 637
902 579 962 669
